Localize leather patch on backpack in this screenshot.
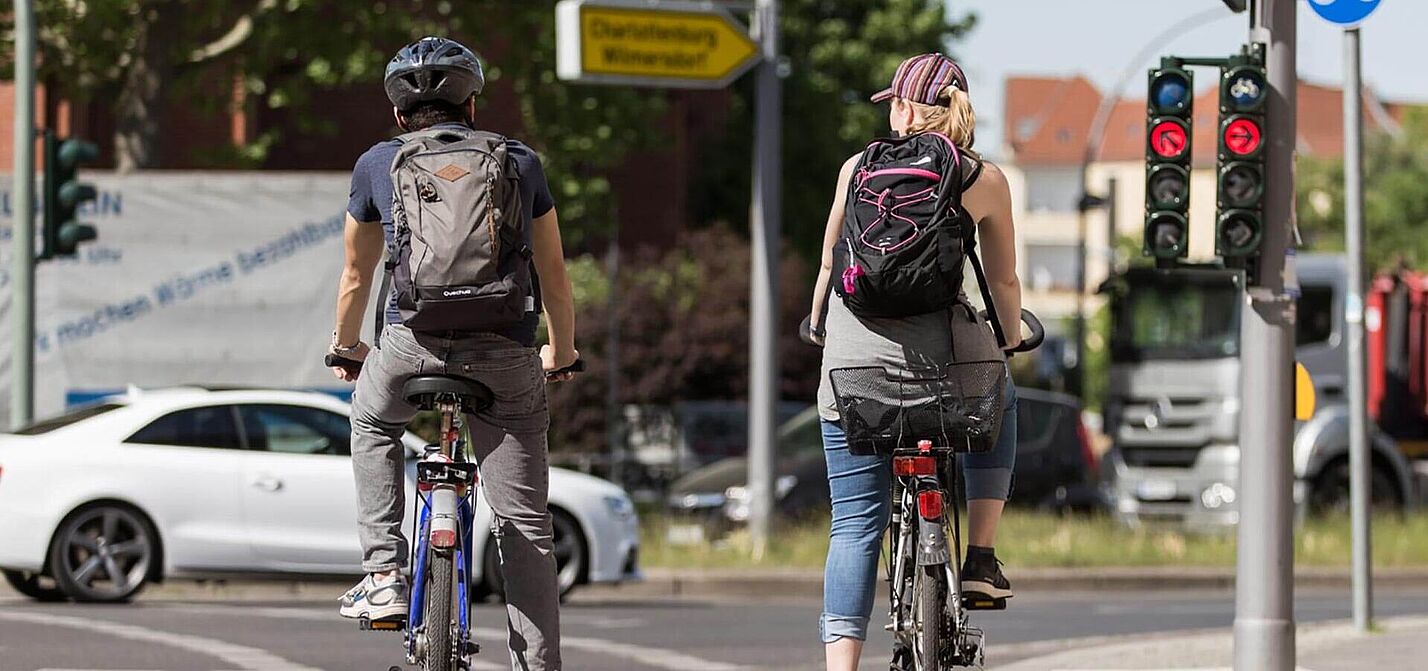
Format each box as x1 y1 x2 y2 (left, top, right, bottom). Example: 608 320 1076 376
433 164 470 182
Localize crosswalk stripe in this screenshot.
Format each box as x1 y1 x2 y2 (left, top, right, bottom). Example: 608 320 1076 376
0 611 321 671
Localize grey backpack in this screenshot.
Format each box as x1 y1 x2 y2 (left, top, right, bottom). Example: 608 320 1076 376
387 126 533 333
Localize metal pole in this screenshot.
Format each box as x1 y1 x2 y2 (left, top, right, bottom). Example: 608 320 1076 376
1234 0 1297 669
606 233 625 488
1342 25 1373 633
1106 177 1119 274
10 0 37 430
746 0 781 557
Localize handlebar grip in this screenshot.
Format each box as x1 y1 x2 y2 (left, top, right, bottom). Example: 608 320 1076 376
324 353 364 374
547 359 586 378
799 315 825 347
1016 308 1051 354
978 308 1047 355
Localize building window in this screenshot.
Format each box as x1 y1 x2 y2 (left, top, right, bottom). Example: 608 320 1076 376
1025 243 1080 292
1023 167 1081 213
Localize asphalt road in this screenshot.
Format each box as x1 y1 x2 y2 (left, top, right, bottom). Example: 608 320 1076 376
2 585 1427 670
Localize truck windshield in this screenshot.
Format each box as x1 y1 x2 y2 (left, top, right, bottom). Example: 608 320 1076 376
1111 279 1240 361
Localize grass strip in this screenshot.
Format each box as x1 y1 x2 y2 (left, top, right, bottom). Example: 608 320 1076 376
640 513 1428 570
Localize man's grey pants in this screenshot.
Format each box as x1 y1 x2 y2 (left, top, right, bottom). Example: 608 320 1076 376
351 323 561 671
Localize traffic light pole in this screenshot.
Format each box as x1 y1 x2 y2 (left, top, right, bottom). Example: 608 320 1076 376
9 0 37 430
1342 25 1373 634
1233 1 1297 670
746 0 781 557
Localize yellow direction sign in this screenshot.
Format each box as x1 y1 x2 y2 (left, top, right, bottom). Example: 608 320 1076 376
556 0 761 89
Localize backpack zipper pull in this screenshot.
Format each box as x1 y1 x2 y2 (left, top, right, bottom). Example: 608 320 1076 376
842 264 865 295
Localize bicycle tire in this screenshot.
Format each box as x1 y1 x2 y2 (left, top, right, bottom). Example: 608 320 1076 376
424 549 455 671
914 564 945 670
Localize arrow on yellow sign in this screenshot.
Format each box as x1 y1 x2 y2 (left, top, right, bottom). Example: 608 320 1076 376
556 0 761 89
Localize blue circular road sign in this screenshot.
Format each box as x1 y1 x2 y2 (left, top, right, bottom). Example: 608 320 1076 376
1309 0 1382 27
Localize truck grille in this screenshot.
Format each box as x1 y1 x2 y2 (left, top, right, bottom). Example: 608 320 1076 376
1121 446 1204 469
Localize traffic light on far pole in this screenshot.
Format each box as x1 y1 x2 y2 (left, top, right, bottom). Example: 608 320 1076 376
41 130 100 260
1144 60 1194 261
1216 45 1268 259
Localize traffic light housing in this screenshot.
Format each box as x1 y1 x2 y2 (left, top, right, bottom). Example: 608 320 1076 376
1215 45 1268 259
1144 60 1194 261
42 130 100 260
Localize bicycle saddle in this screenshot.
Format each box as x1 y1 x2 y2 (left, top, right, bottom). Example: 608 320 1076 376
402 374 495 414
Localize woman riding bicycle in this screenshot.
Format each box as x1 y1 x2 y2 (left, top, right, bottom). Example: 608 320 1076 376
807 53 1024 671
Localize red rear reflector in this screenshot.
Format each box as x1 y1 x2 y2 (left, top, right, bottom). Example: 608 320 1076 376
430 529 457 548
893 456 937 476
917 490 944 519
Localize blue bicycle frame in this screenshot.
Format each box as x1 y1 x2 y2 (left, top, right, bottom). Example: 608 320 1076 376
404 460 477 663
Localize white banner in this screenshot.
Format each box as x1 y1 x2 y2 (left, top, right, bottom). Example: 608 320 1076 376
0 172 367 425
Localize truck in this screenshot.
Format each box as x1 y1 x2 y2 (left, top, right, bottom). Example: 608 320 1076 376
1100 254 1428 528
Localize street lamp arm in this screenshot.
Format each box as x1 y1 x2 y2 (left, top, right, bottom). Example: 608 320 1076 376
1080 7 1231 175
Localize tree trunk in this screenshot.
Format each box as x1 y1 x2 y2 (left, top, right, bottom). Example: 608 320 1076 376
114 0 182 172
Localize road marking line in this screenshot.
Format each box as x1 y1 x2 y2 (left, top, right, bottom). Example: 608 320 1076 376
159 604 746 670
0 611 322 671
1052 668 1317 671
159 604 746 671
475 628 749 671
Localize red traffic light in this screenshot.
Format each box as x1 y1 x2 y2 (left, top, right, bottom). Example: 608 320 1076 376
1223 117 1262 157
1150 120 1190 160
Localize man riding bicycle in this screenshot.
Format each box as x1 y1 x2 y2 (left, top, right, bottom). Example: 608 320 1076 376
329 36 577 671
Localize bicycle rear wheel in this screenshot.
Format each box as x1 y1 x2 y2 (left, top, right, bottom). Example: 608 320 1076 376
914 564 946 669
424 549 454 671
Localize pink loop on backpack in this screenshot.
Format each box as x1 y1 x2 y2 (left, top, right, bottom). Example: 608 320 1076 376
842 265 865 295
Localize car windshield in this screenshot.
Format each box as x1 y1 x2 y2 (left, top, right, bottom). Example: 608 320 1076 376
1111 273 1240 361
14 402 124 435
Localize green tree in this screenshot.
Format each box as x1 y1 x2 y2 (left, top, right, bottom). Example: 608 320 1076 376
1297 107 1428 272
3 2 666 244
692 0 976 257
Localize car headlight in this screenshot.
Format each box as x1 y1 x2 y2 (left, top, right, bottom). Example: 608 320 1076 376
602 494 635 520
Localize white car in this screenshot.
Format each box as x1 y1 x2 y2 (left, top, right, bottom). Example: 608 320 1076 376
0 387 640 602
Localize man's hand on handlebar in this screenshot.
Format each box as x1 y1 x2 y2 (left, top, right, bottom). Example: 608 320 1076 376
328 342 370 382
541 345 582 383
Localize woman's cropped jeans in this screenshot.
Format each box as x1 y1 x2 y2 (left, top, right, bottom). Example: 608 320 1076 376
819 383 1018 644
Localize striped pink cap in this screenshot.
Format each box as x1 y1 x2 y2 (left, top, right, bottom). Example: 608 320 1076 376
870 53 969 105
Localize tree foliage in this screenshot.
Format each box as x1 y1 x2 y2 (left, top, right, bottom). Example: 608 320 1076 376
1297 108 1428 272
691 0 976 258
3 1 667 244
547 226 821 456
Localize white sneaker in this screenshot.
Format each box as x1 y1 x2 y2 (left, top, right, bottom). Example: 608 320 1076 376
338 573 408 620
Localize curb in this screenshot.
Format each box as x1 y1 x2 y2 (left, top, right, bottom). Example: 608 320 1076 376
4 567 1427 603
608 566 1428 599
990 614 1428 671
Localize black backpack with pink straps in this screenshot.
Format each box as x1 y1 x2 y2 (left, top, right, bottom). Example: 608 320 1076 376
831 131 997 328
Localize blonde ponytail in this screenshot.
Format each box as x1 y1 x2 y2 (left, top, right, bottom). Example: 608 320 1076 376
905 85 977 150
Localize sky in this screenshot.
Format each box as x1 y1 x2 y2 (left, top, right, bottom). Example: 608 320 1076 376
945 0 1424 159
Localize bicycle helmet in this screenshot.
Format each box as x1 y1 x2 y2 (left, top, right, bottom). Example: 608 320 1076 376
383 36 485 112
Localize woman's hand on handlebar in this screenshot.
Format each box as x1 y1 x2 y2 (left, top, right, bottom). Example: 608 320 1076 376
542 345 582 383
328 342 370 382
799 314 826 347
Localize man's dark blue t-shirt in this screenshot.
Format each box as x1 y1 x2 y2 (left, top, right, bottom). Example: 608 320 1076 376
347 123 554 347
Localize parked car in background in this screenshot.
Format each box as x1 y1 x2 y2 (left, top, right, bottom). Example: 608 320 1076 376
0 387 641 603
665 388 1104 540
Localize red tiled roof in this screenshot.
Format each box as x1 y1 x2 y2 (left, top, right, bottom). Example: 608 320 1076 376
1005 75 1415 166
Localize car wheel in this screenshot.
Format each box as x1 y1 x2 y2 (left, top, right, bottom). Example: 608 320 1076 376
48 503 157 602
1309 460 1401 515
2 569 67 602
482 508 587 602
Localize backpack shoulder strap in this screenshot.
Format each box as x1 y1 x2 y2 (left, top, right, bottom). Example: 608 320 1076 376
965 236 1008 349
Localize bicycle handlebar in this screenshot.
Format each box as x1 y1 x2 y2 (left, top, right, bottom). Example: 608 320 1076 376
799 315 825 346
326 353 587 381
980 308 1045 355
324 353 364 375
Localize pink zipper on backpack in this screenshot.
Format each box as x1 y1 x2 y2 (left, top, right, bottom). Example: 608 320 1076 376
860 167 942 184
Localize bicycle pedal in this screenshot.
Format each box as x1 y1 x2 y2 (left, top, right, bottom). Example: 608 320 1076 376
961 595 1007 611
358 617 406 631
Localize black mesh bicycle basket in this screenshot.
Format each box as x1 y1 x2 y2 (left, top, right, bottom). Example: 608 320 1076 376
828 361 1006 456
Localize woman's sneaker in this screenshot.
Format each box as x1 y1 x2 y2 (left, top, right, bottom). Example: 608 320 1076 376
960 554 1013 602
338 573 409 620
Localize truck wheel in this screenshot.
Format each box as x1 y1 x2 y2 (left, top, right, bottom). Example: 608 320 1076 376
1309 460 1402 514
